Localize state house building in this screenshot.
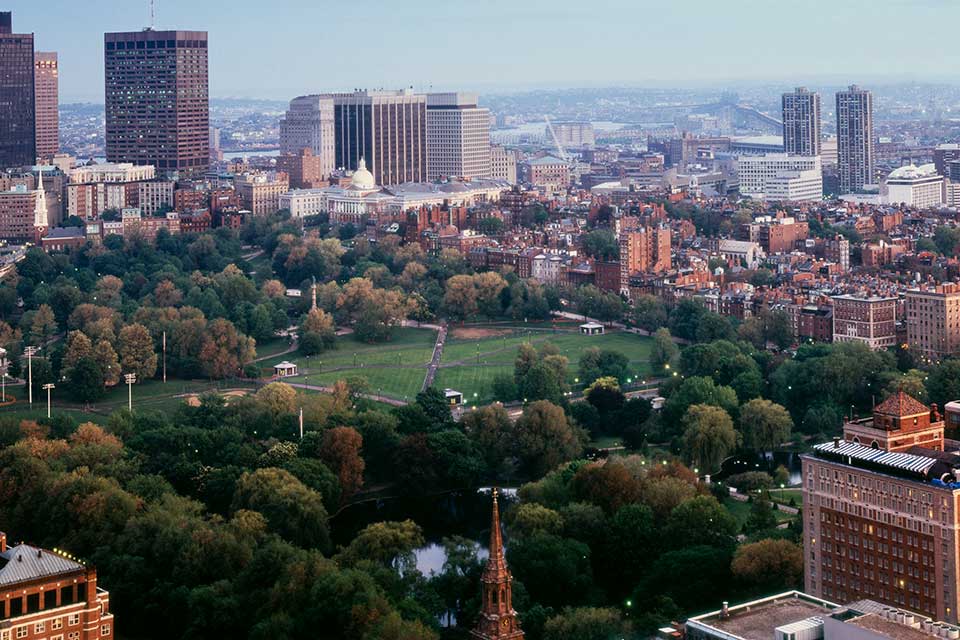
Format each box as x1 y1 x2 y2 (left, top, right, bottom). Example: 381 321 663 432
0 533 113 640
802 391 960 623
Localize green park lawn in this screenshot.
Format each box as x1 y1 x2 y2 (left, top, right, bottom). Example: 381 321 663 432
724 498 796 529
257 327 439 401
769 487 804 507
0 378 260 425
436 328 655 405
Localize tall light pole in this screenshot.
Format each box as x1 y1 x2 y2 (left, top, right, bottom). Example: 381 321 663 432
162 330 167 383
125 373 137 412
24 346 37 405
42 383 54 418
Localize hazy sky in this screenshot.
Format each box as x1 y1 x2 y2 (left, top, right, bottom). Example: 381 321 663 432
9 0 960 102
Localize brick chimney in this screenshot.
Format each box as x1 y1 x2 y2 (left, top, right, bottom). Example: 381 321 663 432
0 531 5 552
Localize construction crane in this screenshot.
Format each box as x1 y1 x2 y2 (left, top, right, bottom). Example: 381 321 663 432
543 115 568 162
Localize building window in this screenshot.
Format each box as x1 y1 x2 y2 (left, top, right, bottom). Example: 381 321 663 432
16 628 27 639
68 613 80 625
52 618 63 630
101 624 111 636
35 622 45 633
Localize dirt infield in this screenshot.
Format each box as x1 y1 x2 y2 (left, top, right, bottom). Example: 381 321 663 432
450 327 513 340
184 389 251 407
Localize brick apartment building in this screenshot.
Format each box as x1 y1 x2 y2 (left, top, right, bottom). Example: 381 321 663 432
276 148 328 189
802 392 960 622
618 225 671 295
906 284 960 361
832 294 898 350
0 532 114 639
758 218 809 254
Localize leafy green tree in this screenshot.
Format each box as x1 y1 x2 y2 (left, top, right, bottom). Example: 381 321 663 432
663 495 738 549
739 398 793 454
335 520 424 571
662 376 739 434
68 357 106 403
543 607 635 640
507 532 594 608
585 377 625 415
232 468 330 550
681 404 738 473
650 327 679 370
508 503 565 537
515 401 585 478
927 359 960 409
581 230 619 261
634 295 668 332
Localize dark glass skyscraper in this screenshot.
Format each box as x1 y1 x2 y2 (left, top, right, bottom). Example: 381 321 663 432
104 29 209 177
330 90 427 186
0 12 36 168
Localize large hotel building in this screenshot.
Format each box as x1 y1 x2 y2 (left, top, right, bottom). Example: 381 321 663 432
104 29 209 177
802 392 960 623
0 532 114 639
0 12 35 169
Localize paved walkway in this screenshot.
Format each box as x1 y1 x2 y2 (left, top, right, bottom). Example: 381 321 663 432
422 323 448 391
283 381 407 407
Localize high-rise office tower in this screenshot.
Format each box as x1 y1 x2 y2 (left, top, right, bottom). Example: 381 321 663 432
331 89 426 186
426 92 491 181
34 51 58 163
104 29 209 177
0 12 36 168
836 85 874 194
782 87 821 157
279 95 335 179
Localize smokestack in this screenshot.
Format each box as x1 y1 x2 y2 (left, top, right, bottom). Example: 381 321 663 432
721 602 730 619
833 437 841 449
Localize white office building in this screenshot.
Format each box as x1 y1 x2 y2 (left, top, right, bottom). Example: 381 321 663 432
883 164 943 209
426 93 491 181
738 154 823 201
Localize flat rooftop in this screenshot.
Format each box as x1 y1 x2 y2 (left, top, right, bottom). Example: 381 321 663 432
847 613 935 640
690 593 838 640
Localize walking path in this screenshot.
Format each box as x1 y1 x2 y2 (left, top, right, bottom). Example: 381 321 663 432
422 323 448 391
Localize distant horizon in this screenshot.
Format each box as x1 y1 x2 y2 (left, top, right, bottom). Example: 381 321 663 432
49 78 960 107
10 0 960 103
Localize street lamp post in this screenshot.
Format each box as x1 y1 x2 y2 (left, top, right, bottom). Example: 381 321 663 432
42 383 55 418
125 373 137 412
24 345 37 405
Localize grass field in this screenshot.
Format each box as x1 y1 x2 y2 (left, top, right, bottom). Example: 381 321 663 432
256 327 438 400
0 378 260 424
769 488 803 507
724 498 795 529
436 328 655 404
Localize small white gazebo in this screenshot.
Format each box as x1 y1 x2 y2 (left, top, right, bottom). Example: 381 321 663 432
274 361 298 378
579 322 605 335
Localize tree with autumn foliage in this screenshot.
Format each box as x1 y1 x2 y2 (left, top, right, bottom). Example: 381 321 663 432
118 323 158 382
199 318 256 379
319 426 365 500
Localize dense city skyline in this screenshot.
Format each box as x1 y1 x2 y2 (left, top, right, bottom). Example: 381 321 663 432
10 0 960 102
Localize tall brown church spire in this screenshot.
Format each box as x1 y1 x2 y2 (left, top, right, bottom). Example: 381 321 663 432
471 488 524 640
